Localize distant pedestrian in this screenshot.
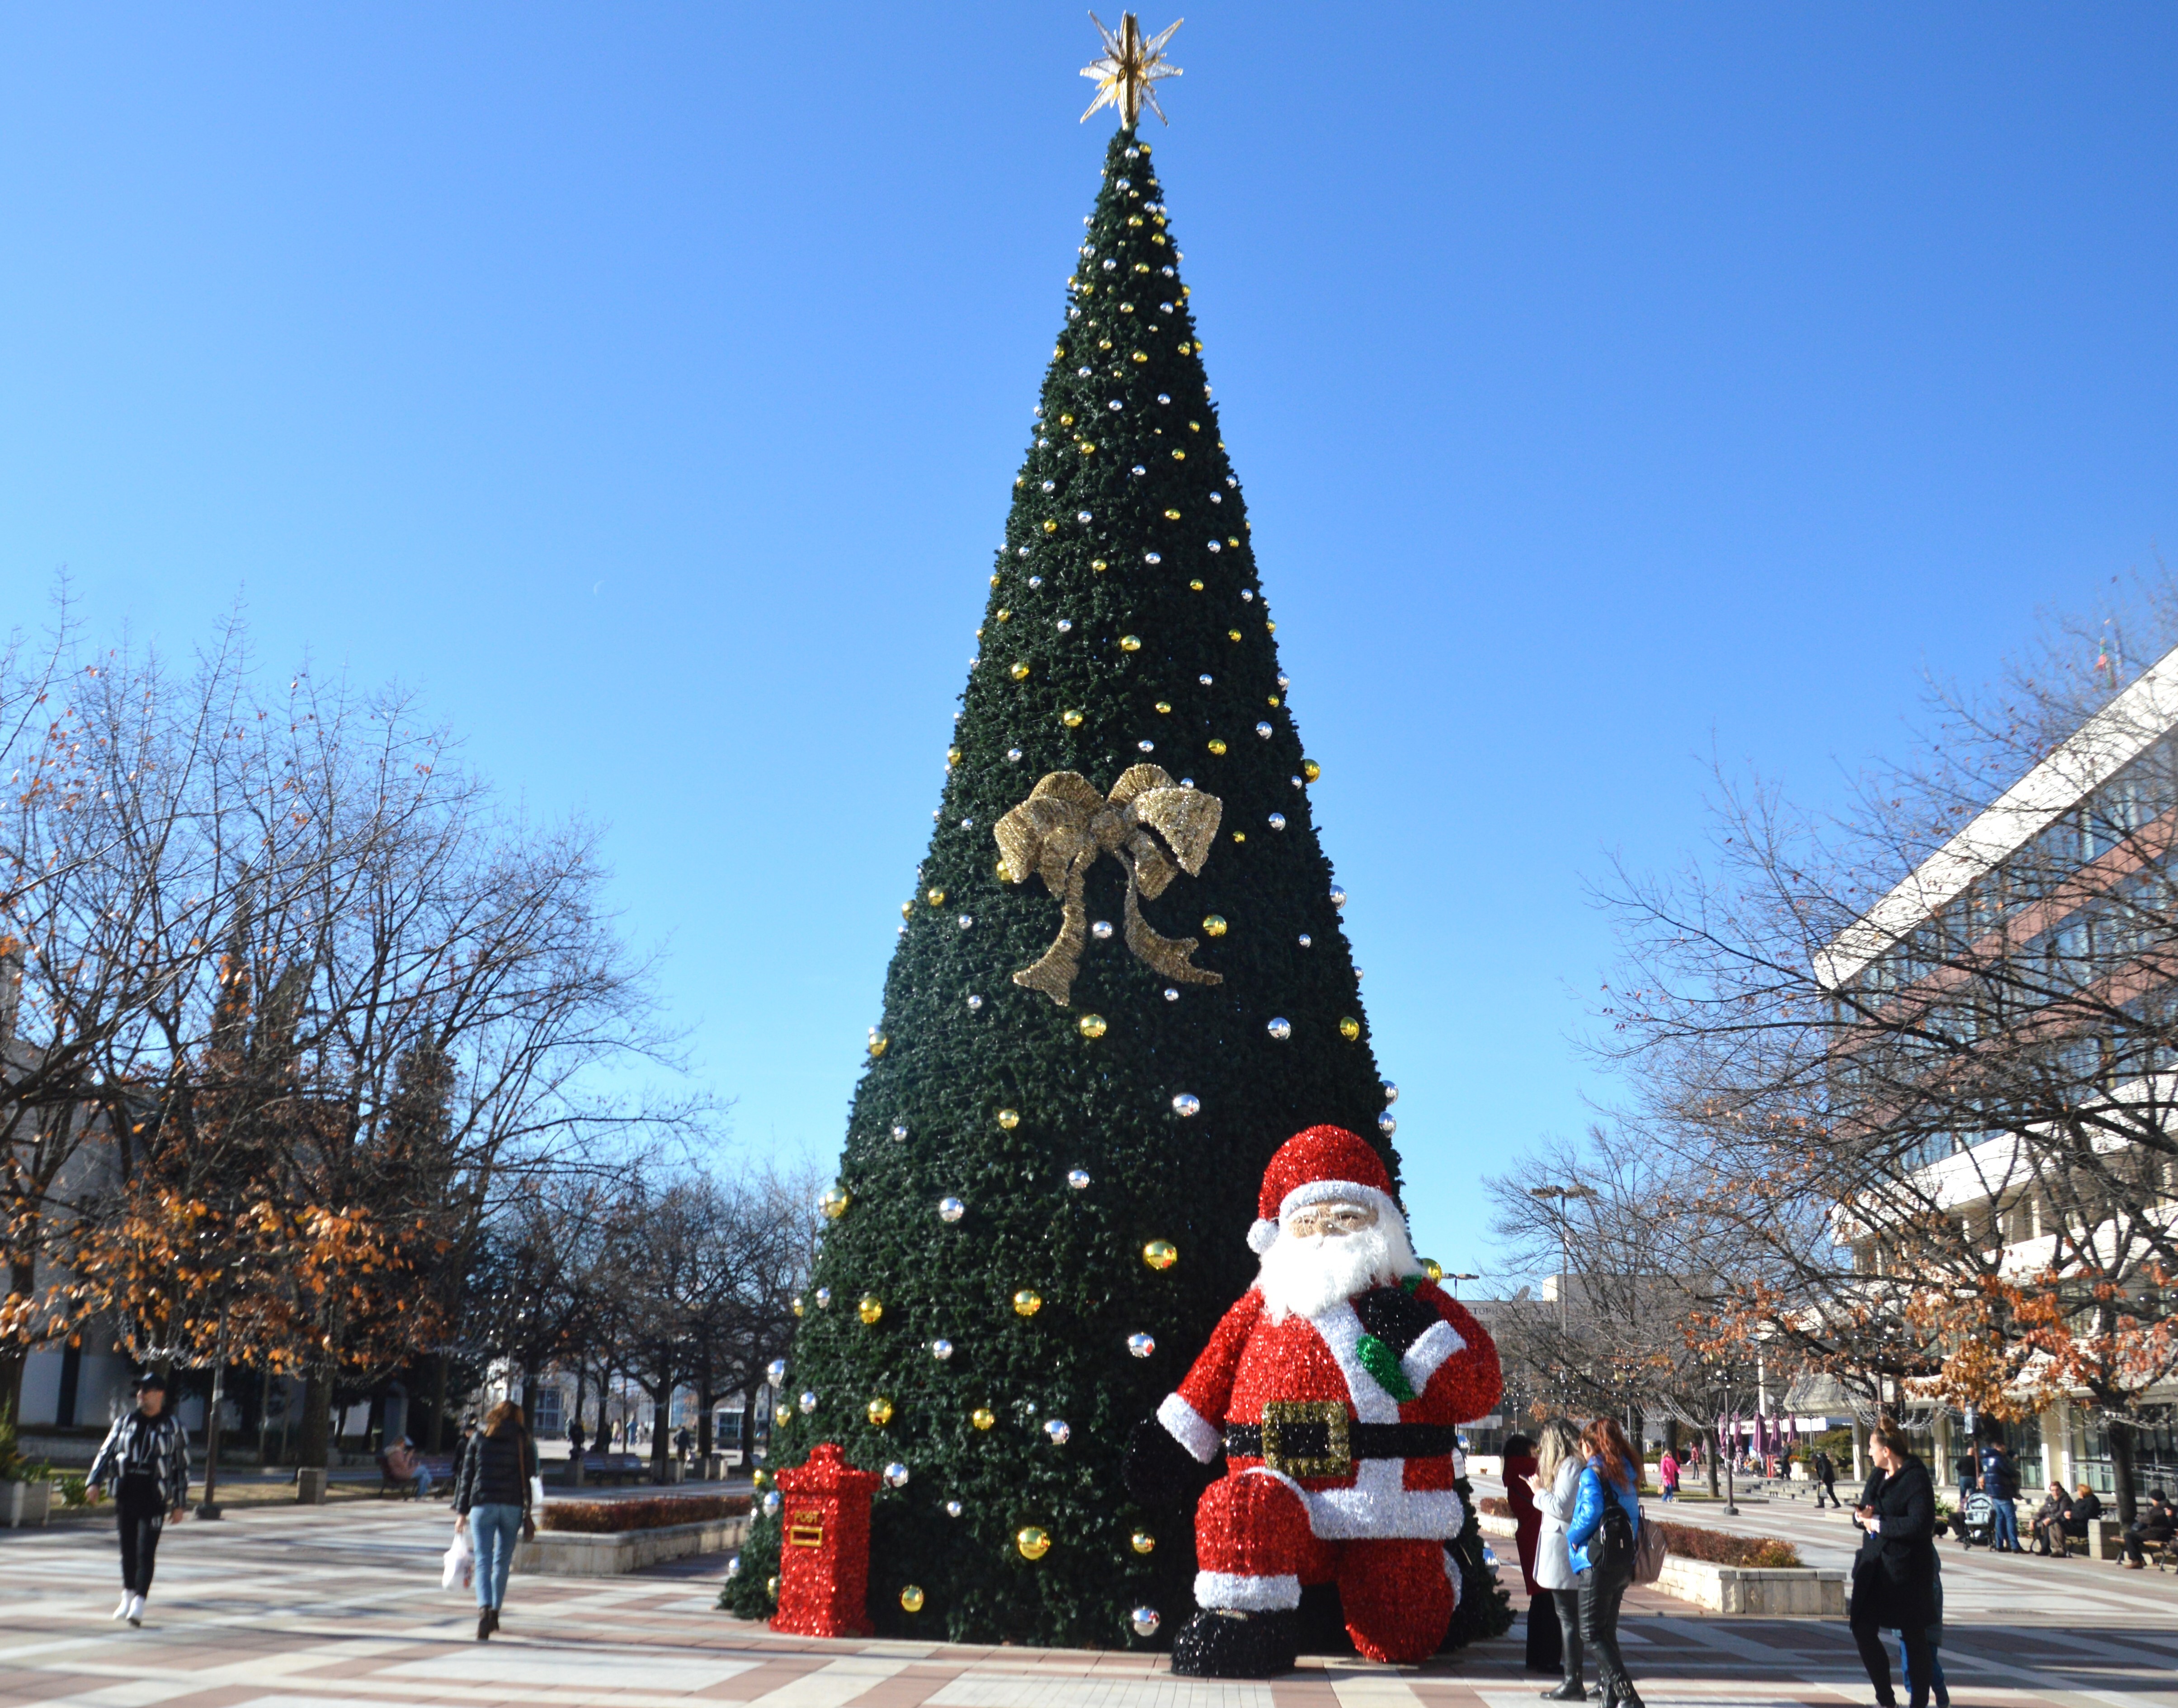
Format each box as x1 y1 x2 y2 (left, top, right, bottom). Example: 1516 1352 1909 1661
1978 1441 2021 1553
84 1372 190 1628
453 1401 537 1642
1848 1419 1939 1708
1527 1419 1588 1700
1503 1433 1556 1675
1658 1448 1680 1503
1813 1448 1841 1509
1564 1418 1644 1708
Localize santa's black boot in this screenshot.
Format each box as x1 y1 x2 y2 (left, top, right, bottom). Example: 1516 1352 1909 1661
1171 1610 1300 1679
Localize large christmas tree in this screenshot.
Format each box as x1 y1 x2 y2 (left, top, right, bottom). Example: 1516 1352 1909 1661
724 31 1504 1651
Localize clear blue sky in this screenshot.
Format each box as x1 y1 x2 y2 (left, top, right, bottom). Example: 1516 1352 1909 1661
7 5 2177 1275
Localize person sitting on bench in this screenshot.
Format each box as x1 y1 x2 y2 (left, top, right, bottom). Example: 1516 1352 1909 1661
382 1436 432 1498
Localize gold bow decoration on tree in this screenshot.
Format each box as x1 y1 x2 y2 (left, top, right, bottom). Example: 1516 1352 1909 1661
995 766 1223 1006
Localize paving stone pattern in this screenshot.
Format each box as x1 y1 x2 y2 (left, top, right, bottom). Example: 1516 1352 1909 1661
4 1500 2174 1708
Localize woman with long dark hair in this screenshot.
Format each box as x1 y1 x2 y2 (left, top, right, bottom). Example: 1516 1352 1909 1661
1562 1417 1644 1708
1849 1420 1939 1708
453 1400 537 1641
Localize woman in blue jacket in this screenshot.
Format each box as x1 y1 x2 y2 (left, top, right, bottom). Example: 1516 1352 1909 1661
1563 1418 1644 1708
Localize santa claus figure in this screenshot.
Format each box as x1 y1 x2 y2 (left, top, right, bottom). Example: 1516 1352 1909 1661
1125 1125 1502 1677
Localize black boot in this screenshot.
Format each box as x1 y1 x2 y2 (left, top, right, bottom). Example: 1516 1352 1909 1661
1171 1610 1300 1679
1610 1675 1643 1708
477 1610 492 1642
1539 1681 1585 1701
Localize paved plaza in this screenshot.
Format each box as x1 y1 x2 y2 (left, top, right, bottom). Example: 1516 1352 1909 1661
4 1493 2175 1708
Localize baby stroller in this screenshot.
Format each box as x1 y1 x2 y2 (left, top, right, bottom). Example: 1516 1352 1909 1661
1958 1488 1994 1549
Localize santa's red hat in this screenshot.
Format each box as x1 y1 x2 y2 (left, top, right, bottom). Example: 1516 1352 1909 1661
1247 1125 1402 1254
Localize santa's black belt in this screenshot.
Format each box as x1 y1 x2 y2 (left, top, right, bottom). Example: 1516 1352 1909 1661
1222 1404 1458 1479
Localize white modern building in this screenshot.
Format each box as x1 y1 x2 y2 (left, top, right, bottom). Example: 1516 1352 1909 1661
1819 644 2178 1496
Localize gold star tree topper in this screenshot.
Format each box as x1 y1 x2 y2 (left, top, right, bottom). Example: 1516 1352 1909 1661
1080 13 1183 127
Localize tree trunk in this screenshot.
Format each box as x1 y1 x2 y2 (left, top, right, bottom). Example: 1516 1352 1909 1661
651 1393 670 1477
297 1365 334 1468
2108 1415 2139 1527
1706 1425 1720 1498
429 1351 450 1454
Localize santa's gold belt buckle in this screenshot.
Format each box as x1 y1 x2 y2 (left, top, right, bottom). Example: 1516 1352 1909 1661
1260 1401 1352 1479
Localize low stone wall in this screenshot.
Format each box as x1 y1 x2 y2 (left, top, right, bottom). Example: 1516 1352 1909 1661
1479 1509 1841 1615
1657 1555 1844 1615
512 1513 749 1577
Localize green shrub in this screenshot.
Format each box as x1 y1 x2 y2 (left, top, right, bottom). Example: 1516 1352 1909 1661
1652 1519 1802 1570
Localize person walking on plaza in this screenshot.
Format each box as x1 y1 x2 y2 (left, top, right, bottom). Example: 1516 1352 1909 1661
1503 1433 1557 1675
1848 1419 1939 1708
1527 1419 1587 1700
453 1401 537 1642
1813 1447 1841 1509
1658 1446 1680 1503
84 1372 189 1628
1978 1439 2021 1553
1562 1418 1644 1708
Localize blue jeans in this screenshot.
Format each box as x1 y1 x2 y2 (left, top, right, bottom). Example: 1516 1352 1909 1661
1900 1632 1947 1705
1989 1498 2019 1552
469 1504 523 1610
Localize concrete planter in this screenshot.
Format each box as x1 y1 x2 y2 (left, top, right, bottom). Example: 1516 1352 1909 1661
514 1513 749 1577
2 1479 52 1529
1656 1555 1845 1615
295 1467 328 1505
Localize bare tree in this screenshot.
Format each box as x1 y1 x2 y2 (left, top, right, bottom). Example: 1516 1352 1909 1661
1597 578 2178 1521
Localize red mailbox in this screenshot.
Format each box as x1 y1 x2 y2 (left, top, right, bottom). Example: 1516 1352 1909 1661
771 1442 882 1638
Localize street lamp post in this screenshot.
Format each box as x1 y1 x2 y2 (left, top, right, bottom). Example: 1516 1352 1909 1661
1529 1185 1597 1401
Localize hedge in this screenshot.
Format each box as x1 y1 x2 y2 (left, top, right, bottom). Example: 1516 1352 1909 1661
540 1494 752 1534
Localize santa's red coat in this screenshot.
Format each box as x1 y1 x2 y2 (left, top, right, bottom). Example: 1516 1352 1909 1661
1157 1281 1502 1540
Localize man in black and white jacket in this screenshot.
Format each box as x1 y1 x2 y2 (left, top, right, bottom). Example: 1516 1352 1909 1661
85 1373 190 1626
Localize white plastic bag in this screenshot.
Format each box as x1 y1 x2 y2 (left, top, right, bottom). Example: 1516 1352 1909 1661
442 1526 474 1592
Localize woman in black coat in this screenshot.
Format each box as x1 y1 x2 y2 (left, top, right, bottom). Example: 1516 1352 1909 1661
1850 1421 1939 1708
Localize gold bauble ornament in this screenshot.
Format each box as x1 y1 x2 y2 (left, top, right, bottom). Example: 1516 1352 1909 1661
1131 1530 1156 1555
867 1397 895 1427
996 608 1012 622
1143 1239 1178 1271
1206 739 1227 756
1060 413 1075 427
1062 710 1084 728
1189 579 1204 592
1016 1527 1052 1561
1092 558 1109 572
996 1108 1020 1130
1227 628 1242 643
766 1575 779 1600
927 888 946 906
1010 662 1032 681
1119 635 1142 652
900 1585 926 1613
1201 915 1227 937
1042 519 1059 534
1302 759 1322 781
752 1468 770 1487
1340 1016 1362 1040
972 1406 996 1431
1231 832 1245 843
946 747 961 768
791 1295 805 1318
900 900 913 920
1155 701 1172 714
1163 508 1182 521
1079 1013 1108 1039
773 1403 791 1426
868 1035 888 1058
990 573 1001 588
1423 1258 1445 1282
1013 1289 1043 1317
820 1186 852 1220
858 1294 884 1325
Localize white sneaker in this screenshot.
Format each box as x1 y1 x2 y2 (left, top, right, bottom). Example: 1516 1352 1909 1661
126 1595 144 1627
113 1594 132 1620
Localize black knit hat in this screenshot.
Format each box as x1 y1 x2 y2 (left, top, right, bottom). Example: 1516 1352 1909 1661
132 1370 169 1394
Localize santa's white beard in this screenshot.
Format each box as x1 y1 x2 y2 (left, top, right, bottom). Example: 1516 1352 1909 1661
1255 1214 1417 1322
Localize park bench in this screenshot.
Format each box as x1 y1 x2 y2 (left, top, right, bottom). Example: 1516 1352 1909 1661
569 1452 649 1486
375 1452 455 1499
